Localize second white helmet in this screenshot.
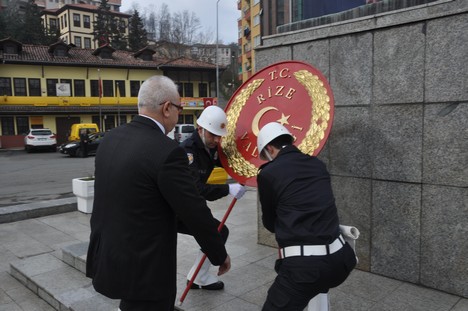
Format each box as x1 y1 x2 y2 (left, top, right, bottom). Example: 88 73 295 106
197 105 228 136
257 122 293 160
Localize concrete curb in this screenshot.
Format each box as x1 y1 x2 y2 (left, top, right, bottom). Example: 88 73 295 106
0 197 78 224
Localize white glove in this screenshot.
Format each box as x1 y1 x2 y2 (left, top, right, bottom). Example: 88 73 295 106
228 183 246 199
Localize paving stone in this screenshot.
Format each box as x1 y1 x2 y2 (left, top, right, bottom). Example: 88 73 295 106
10 254 67 278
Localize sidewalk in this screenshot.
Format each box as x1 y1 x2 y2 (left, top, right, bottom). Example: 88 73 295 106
0 189 467 311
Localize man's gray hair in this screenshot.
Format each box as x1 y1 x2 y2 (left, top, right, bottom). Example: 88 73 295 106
137 76 179 112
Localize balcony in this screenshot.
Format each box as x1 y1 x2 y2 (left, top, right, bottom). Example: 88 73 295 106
243 6 251 20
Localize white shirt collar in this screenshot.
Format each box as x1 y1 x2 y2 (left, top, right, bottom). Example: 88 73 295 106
139 114 165 134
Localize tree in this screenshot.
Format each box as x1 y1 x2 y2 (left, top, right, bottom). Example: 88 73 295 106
93 0 127 48
158 4 171 42
19 0 47 44
128 10 148 51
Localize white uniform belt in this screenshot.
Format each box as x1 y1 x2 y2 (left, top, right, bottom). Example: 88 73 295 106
279 235 345 259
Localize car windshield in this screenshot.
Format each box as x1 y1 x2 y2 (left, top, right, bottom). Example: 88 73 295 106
31 130 52 136
182 126 194 133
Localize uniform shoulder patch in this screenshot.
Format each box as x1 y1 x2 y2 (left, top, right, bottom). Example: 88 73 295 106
186 153 194 165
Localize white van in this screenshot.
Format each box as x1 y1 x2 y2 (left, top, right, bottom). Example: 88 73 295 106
174 124 195 143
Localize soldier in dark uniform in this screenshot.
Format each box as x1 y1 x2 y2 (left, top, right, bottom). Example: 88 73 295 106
179 105 246 290
256 122 357 310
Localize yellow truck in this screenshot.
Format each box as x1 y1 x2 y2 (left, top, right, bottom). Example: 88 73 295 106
68 123 99 141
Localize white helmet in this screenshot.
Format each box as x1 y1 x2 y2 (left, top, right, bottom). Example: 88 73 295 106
257 122 293 160
197 105 228 136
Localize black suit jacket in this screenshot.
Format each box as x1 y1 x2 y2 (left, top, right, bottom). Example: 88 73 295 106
86 116 227 301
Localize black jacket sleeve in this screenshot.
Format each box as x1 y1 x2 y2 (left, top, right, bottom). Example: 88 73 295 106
159 147 227 265
257 169 277 233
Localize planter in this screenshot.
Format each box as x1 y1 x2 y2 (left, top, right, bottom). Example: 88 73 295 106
72 177 95 213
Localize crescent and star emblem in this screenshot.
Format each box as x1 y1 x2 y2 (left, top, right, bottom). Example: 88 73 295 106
219 61 335 186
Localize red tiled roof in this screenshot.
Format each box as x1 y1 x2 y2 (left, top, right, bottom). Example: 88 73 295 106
1 44 219 71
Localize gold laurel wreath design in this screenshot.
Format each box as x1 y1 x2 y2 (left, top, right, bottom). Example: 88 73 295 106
221 70 331 178
222 79 265 178
294 70 331 155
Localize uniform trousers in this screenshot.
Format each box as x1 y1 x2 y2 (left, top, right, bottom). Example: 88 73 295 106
262 243 356 311
178 218 229 284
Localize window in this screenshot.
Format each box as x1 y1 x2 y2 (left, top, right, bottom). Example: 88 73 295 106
90 80 100 97
115 80 125 97
118 115 127 125
73 13 80 27
175 82 183 97
103 80 113 97
84 37 91 49
60 79 72 96
49 18 58 31
64 13 67 27
54 47 67 57
185 114 194 125
254 14 260 26
29 78 41 96
14 78 27 96
254 35 261 47
46 79 58 96
1 117 14 135
130 80 140 97
277 0 285 26
92 115 100 125
83 15 90 28
0 78 12 96
198 83 208 97
74 36 82 48
104 115 115 131
183 83 193 97
16 117 29 135
74 80 85 97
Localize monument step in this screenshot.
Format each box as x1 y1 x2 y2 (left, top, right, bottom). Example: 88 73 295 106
9 253 119 311
9 243 185 311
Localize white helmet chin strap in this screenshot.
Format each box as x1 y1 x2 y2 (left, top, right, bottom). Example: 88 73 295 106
265 150 273 161
201 128 210 153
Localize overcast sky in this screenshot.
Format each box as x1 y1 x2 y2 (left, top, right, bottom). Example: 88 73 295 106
120 0 240 44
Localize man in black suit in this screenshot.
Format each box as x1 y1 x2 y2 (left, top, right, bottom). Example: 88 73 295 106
86 75 231 311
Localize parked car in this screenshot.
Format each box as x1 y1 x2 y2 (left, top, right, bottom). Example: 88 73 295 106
174 124 195 143
59 132 105 157
24 128 57 152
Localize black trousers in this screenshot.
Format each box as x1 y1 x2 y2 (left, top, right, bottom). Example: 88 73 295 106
119 298 174 311
262 243 357 311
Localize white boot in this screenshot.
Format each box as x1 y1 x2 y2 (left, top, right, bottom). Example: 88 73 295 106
307 293 330 311
187 250 218 285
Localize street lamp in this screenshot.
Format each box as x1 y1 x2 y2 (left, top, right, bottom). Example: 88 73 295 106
216 0 220 101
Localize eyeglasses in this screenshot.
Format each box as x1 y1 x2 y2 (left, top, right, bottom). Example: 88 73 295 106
160 101 183 112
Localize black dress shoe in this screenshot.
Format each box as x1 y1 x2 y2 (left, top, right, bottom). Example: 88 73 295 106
188 280 224 290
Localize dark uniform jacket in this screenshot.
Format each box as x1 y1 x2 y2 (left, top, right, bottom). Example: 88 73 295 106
86 116 227 301
257 145 341 248
180 131 229 201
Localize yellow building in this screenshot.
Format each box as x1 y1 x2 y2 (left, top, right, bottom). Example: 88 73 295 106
0 38 219 148
237 0 261 82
